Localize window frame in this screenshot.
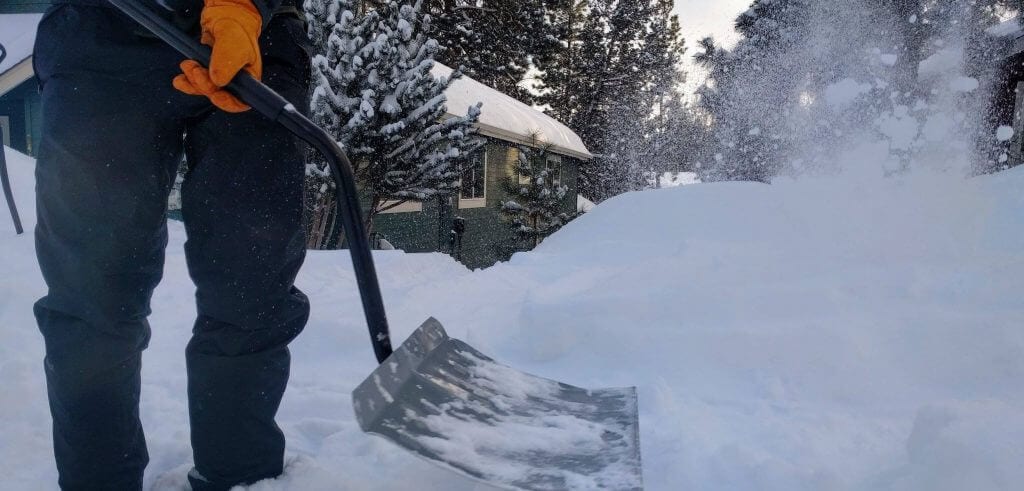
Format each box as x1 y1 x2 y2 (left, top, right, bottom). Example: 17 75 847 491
460 147 487 208
545 154 563 187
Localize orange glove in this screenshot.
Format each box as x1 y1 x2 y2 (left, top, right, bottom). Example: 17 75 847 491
173 0 263 113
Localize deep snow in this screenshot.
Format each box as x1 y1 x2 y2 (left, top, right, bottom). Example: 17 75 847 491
2 145 1023 490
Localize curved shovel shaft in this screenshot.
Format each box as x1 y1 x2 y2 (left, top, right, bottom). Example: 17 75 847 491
0 43 22 235
1 143 23 235
107 0 392 362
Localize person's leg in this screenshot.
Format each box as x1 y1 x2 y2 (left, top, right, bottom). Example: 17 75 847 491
181 14 312 491
32 5 194 489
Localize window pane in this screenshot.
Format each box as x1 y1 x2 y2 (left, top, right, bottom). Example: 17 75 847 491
462 149 486 199
545 155 562 186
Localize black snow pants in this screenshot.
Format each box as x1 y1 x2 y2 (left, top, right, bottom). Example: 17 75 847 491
32 2 311 490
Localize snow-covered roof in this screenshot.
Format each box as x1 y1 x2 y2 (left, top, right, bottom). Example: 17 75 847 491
432 63 593 160
0 14 42 74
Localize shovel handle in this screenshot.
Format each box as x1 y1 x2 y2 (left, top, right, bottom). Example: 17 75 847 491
1 136 24 235
0 42 24 235
107 0 393 363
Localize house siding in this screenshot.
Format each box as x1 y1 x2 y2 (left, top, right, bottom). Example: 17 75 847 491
370 142 512 268
0 1 49 14
371 139 582 269
373 195 447 253
455 143 515 268
0 79 41 156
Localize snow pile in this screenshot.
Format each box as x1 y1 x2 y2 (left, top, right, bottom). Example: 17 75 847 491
576 194 595 213
2 144 1023 490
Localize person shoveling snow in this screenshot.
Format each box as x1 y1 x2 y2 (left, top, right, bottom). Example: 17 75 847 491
29 1 641 490
33 1 312 489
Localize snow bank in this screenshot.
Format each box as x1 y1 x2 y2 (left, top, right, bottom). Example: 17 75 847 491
576 194 595 213
2 145 1023 490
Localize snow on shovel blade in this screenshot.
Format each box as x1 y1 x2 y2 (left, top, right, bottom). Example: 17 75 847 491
352 318 643 490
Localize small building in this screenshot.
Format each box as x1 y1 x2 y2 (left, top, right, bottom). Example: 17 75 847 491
987 17 1024 168
370 64 591 269
0 7 593 269
0 9 44 156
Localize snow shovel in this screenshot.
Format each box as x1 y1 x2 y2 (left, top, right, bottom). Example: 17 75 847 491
107 2 643 489
0 42 24 235
0 133 22 235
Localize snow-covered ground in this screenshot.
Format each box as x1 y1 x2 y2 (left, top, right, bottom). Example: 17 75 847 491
2 145 1023 490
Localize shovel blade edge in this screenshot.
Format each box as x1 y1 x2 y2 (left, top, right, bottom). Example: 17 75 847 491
353 318 643 491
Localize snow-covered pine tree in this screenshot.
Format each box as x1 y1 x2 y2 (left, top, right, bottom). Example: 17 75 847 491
419 0 556 104
849 0 1017 94
304 0 483 247
420 0 478 74
623 0 688 185
536 0 589 125
692 0 1020 182
500 135 570 251
541 0 687 201
694 0 842 182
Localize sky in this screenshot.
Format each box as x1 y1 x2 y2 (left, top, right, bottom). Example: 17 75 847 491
673 0 750 48
673 0 751 91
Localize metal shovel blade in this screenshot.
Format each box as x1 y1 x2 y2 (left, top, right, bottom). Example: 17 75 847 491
352 318 643 490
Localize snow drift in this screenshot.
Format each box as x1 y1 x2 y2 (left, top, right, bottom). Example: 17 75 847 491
2 145 1023 490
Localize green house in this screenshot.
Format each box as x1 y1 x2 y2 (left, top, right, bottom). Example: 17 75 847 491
988 18 1024 169
0 8 45 156
0 1 49 14
367 64 592 269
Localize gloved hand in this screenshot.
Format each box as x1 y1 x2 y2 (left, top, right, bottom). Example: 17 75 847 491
173 0 263 113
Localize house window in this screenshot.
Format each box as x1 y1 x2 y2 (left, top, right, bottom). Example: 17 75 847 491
546 154 562 187
516 151 563 187
460 148 486 208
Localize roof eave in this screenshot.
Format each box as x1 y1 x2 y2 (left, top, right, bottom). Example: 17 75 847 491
0 56 34 97
474 123 593 160
439 112 593 160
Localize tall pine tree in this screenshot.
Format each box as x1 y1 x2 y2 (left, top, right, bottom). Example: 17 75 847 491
414 0 557 103
693 0 1022 182
500 135 570 251
304 0 483 246
540 0 688 201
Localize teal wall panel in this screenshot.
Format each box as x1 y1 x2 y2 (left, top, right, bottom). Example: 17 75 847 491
0 1 50 14
0 79 40 155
